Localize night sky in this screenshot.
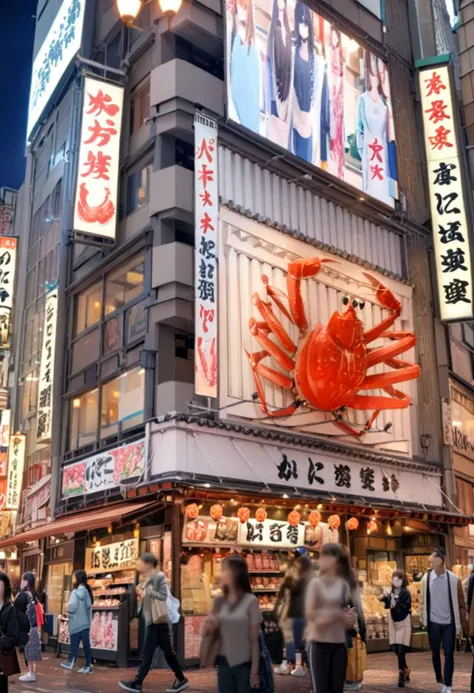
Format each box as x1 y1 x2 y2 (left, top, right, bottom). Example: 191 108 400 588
0 2 37 191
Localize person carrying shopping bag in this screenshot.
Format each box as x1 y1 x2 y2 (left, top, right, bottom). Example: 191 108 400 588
344 598 367 690
14 572 42 682
380 570 412 688
61 570 93 674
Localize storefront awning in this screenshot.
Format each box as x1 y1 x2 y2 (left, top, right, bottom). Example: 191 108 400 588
0 500 157 548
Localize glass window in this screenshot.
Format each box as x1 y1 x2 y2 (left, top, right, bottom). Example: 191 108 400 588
126 300 147 342
75 282 102 334
105 253 145 316
100 366 144 439
71 329 100 374
103 315 122 355
69 389 99 450
126 165 150 215
130 82 150 135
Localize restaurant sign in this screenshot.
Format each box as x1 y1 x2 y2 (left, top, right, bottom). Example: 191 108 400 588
37 287 58 443
419 63 474 322
6 434 26 510
183 515 339 549
86 537 139 573
61 438 146 498
0 236 17 349
73 77 124 239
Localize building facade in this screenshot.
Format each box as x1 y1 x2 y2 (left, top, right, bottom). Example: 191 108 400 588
1 0 470 662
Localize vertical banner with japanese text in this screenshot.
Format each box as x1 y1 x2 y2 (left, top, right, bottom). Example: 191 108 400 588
37 287 58 444
419 64 474 321
73 77 124 239
6 434 25 510
0 236 17 349
194 114 218 397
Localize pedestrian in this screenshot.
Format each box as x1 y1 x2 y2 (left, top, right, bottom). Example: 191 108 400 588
419 548 466 693
288 554 314 677
305 543 358 693
60 570 93 674
344 597 367 691
119 553 188 693
14 572 42 682
274 566 296 675
380 570 412 688
202 555 261 693
0 571 20 693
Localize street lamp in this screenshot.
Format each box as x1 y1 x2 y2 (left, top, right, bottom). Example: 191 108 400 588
117 0 182 30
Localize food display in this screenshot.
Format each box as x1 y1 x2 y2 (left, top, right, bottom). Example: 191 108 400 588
250 576 281 592
361 584 389 641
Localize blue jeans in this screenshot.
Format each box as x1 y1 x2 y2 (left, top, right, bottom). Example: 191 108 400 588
428 622 456 687
69 628 92 668
293 617 305 653
217 657 250 693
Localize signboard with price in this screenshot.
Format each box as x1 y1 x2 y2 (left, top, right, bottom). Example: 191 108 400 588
86 537 139 574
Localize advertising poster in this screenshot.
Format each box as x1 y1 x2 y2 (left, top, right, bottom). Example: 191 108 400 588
90 610 119 651
225 0 397 207
184 616 206 659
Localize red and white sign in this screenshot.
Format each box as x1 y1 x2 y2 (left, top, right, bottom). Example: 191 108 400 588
74 77 124 239
194 114 218 398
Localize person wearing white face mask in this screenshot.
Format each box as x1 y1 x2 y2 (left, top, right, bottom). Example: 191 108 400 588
380 570 412 688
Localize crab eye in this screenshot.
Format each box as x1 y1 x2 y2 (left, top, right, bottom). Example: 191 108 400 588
342 296 349 306
359 301 365 309
352 299 358 309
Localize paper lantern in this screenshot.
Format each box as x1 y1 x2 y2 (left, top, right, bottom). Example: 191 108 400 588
210 504 223 521
185 503 199 519
308 511 321 528
367 520 377 534
328 514 341 530
237 506 251 524
347 517 359 531
287 510 301 527
255 507 267 523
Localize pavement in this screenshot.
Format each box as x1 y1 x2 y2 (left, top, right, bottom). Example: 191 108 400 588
9 651 474 693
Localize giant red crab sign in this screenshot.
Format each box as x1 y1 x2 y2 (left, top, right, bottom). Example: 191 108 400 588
245 256 420 438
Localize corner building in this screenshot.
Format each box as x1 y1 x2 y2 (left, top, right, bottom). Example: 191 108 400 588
3 0 465 664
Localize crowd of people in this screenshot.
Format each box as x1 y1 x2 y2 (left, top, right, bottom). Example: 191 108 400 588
0 546 470 693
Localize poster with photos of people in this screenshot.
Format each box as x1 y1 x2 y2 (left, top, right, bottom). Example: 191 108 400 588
225 0 398 207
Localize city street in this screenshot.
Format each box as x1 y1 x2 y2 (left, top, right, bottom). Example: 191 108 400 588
12 652 474 693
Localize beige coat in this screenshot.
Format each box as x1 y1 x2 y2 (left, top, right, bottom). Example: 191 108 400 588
388 612 411 647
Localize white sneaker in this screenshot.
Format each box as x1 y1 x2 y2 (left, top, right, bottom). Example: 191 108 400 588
77 666 93 674
291 666 306 677
445 687 452 693
19 673 37 682
274 661 290 675
440 686 447 693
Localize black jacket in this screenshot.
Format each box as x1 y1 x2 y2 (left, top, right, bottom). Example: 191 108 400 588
0 602 19 650
381 588 412 623
288 576 311 619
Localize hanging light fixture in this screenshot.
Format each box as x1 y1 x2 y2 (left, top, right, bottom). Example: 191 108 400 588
159 0 183 30
117 0 143 25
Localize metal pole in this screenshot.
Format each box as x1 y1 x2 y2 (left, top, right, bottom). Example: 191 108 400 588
49 76 83 518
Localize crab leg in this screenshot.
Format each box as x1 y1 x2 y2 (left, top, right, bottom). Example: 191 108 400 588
245 350 298 418
249 318 295 371
252 294 296 354
359 365 420 390
262 275 294 323
362 273 401 343
287 257 337 331
349 390 411 410
366 331 416 368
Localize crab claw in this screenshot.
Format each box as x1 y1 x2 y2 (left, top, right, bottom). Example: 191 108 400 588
288 257 338 280
362 273 401 314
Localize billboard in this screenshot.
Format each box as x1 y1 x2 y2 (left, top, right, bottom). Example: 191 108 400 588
225 0 397 207
419 64 474 322
73 77 124 239
37 287 58 443
27 0 86 140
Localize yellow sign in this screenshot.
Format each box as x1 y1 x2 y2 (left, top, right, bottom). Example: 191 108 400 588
85 538 139 574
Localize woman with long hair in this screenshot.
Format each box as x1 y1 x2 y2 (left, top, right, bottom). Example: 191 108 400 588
305 544 359 693
329 27 344 178
204 555 261 693
288 554 314 677
264 0 292 146
380 570 412 687
229 0 261 132
14 572 42 682
61 570 93 674
0 571 20 693
292 1 315 162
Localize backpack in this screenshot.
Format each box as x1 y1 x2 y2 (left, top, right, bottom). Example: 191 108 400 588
166 586 181 625
256 630 275 693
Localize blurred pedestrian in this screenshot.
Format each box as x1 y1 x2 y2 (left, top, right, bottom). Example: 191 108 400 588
344 595 367 690
274 566 296 675
420 549 465 693
14 572 42 682
61 570 94 674
288 555 313 677
305 544 358 693
202 555 261 693
380 570 412 687
0 571 20 693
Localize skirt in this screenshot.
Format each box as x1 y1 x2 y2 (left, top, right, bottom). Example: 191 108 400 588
25 627 42 662
388 614 411 648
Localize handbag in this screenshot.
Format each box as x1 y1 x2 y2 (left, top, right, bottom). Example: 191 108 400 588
199 597 223 667
0 647 20 677
145 576 168 625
